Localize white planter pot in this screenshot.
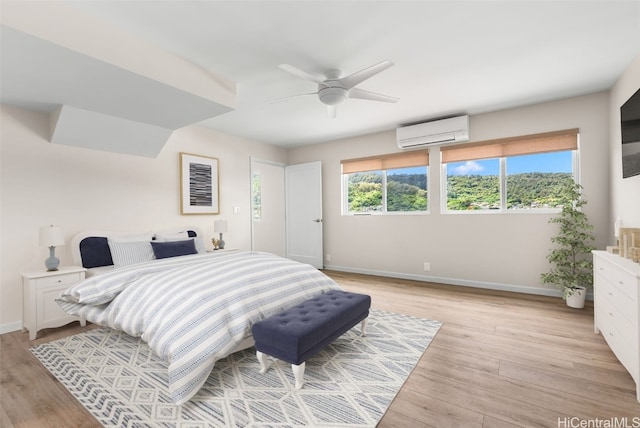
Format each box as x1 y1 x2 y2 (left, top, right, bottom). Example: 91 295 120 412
566 286 587 309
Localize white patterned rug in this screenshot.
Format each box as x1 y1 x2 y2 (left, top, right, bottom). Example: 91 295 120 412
31 309 441 427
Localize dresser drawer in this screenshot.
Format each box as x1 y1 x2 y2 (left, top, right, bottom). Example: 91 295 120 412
599 315 639 382
597 288 636 346
596 273 637 325
35 272 83 288
596 258 638 302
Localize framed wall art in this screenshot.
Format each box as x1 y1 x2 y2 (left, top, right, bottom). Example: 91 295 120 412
180 152 219 215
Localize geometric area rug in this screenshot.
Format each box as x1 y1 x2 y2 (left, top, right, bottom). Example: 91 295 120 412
31 309 442 427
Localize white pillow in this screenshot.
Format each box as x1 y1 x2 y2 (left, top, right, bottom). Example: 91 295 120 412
109 231 154 243
156 231 206 254
107 240 155 267
194 237 206 254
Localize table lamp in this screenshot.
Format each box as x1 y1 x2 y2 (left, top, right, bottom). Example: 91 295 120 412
214 219 228 250
39 225 64 271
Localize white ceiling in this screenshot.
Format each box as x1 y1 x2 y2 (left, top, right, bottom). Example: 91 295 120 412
3 1 640 148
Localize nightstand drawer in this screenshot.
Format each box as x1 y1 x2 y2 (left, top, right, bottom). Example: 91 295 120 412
36 272 83 288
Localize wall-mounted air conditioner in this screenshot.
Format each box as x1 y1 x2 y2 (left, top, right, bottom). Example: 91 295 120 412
396 115 469 149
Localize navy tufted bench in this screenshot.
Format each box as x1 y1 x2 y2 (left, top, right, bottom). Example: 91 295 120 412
252 289 371 389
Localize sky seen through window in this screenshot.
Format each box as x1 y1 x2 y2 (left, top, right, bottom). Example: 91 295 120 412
387 151 571 177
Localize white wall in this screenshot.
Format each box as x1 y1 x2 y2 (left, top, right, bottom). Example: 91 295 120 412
288 92 611 295
609 55 640 238
0 105 287 331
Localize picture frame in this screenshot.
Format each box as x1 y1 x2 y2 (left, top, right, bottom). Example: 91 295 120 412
180 152 219 215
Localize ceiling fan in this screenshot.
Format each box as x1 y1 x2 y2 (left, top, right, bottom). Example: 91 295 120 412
273 60 398 118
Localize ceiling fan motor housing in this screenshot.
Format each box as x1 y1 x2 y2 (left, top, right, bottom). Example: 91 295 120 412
318 83 348 105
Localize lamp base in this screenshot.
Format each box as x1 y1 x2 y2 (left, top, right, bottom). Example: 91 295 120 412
45 246 60 271
218 233 225 250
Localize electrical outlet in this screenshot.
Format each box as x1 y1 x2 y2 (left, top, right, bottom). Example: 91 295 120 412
326 254 331 262
423 262 431 271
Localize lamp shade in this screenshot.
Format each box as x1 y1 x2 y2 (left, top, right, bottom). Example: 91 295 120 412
214 219 228 234
39 225 65 247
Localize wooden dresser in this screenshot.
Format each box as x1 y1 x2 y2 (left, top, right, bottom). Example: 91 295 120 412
592 250 640 403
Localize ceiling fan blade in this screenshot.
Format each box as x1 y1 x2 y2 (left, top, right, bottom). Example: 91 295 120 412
269 92 317 104
338 60 394 90
327 105 337 118
349 88 399 103
278 64 328 86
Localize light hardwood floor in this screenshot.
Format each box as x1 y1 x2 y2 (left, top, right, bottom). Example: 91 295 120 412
1 271 638 427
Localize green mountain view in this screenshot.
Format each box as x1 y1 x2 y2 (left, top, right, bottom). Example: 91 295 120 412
347 172 573 212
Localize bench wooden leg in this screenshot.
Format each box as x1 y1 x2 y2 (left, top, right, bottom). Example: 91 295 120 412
292 362 305 390
256 351 270 374
360 318 368 336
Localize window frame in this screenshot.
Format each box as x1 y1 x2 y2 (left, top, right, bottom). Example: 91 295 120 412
341 151 430 216
440 130 580 214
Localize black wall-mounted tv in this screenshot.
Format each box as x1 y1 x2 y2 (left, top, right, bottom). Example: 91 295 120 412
621 87 640 178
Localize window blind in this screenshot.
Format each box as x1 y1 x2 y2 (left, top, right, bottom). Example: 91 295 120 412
440 129 578 164
341 150 429 174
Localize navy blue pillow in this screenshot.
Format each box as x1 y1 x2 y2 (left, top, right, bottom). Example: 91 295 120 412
151 239 198 259
80 237 114 268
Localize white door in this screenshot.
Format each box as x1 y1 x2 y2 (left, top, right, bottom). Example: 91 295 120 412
285 161 323 268
251 159 285 256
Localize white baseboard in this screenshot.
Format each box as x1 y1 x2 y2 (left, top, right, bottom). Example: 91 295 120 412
323 264 594 300
0 321 23 336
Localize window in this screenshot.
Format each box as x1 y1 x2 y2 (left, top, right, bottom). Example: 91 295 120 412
506 151 574 209
251 172 262 221
342 151 429 214
347 171 383 212
441 129 578 212
386 167 428 212
446 158 500 210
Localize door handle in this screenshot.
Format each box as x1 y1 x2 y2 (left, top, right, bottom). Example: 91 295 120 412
312 219 323 223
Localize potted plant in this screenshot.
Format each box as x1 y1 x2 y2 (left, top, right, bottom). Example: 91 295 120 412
541 182 595 308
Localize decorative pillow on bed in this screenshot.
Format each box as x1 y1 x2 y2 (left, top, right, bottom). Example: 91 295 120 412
155 231 206 254
150 239 198 259
107 240 155 267
193 237 206 254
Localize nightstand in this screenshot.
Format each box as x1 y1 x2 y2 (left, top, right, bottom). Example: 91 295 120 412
22 266 87 340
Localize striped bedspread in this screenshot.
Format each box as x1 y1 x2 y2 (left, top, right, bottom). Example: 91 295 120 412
57 250 340 404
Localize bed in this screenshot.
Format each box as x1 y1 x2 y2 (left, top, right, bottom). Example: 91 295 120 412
57 227 340 405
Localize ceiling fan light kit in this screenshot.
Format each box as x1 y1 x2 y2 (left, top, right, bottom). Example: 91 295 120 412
318 86 348 106
277 60 398 117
